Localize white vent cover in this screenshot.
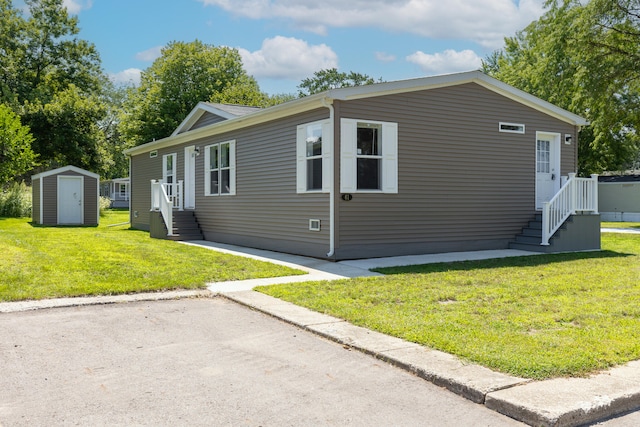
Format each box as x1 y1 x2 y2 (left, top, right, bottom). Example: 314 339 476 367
309 219 321 232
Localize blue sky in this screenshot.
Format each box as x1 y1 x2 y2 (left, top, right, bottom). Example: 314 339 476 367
65 0 546 95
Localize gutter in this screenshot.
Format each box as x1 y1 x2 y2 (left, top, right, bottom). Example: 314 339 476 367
321 97 336 258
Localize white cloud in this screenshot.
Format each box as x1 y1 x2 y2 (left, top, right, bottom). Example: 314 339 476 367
406 49 482 74
62 0 92 14
109 68 142 86
238 36 338 80
197 0 545 48
375 52 396 63
135 46 164 62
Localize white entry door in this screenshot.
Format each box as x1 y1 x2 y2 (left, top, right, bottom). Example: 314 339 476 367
535 132 561 210
58 176 83 224
184 146 196 209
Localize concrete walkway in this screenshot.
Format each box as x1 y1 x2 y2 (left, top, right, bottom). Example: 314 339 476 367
186 240 640 427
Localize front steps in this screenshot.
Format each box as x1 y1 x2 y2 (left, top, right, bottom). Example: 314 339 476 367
509 212 601 253
166 210 204 241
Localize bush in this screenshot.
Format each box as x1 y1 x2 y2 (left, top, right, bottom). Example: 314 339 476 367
99 196 111 216
0 182 32 218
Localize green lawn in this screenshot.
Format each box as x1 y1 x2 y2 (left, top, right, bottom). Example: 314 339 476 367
602 221 640 229
0 210 303 301
258 233 640 380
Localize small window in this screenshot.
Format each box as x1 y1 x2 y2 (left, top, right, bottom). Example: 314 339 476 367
499 122 525 134
340 118 398 194
296 120 332 194
150 150 158 158
205 141 236 196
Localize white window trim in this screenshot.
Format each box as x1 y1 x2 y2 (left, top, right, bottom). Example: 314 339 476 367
499 122 525 134
204 140 236 196
296 119 332 194
340 118 398 194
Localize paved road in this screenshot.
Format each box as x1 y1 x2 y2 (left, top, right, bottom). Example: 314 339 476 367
0 297 524 426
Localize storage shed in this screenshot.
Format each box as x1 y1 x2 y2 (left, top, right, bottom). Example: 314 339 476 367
32 165 100 226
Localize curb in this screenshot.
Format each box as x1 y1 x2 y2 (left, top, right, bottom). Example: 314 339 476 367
0 289 212 313
221 289 640 427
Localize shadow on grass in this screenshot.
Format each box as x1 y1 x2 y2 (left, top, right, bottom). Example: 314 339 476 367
374 250 632 275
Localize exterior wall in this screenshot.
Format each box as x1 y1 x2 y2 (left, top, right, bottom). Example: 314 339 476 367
189 113 226 131
130 108 332 258
38 170 98 226
32 178 41 224
598 182 640 221
333 82 579 259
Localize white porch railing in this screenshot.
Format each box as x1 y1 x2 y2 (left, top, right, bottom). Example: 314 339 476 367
151 179 184 236
541 173 599 245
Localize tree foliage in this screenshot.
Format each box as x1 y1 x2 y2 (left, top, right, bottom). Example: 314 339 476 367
0 104 38 186
0 0 111 178
297 68 381 97
121 40 273 146
484 0 640 174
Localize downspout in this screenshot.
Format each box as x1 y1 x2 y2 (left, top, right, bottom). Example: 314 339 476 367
321 97 336 258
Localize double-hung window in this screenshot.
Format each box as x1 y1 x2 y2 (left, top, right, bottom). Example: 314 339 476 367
340 119 398 193
205 140 236 196
296 120 332 193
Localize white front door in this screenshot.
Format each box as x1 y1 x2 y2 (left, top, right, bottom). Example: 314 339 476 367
58 176 83 224
184 146 196 209
535 132 561 210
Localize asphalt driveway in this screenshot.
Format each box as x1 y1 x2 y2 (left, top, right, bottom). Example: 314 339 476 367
0 297 524 426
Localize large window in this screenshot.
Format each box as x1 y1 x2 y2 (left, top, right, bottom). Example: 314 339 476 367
296 120 332 193
205 140 236 196
340 119 398 193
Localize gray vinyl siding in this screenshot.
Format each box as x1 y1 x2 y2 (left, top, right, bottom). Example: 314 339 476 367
42 174 59 225
189 113 227 131
130 151 165 231
333 82 578 259
32 178 40 223
130 109 332 258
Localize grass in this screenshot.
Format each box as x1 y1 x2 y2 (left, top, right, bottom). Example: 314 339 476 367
602 221 640 229
0 210 303 301
258 233 640 380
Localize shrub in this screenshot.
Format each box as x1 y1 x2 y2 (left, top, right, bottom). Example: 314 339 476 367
0 182 32 218
99 196 111 216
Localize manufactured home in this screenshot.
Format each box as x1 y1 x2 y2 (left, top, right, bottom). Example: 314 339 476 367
125 71 600 260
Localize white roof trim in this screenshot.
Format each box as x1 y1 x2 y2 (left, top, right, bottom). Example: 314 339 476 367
126 71 588 156
172 101 240 136
32 165 100 180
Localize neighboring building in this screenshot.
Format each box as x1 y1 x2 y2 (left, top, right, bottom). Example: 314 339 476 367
32 165 100 226
125 71 600 260
598 175 640 222
100 178 130 208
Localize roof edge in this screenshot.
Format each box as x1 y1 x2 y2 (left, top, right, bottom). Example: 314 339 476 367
32 165 100 180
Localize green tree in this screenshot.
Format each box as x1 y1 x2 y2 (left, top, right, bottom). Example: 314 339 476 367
484 0 640 174
121 40 269 146
0 0 110 177
23 85 109 174
0 104 38 186
297 68 381 97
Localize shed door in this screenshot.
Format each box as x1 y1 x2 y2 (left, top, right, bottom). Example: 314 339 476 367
535 132 561 210
58 176 83 224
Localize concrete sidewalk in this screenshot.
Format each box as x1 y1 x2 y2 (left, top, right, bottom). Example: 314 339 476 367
190 241 640 427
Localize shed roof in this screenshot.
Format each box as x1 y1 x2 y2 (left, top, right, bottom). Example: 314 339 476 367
599 175 640 183
32 165 100 180
126 70 589 157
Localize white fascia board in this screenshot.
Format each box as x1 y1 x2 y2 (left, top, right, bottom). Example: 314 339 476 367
171 101 239 136
31 165 100 180
328 70 589 127
126 94 329 156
